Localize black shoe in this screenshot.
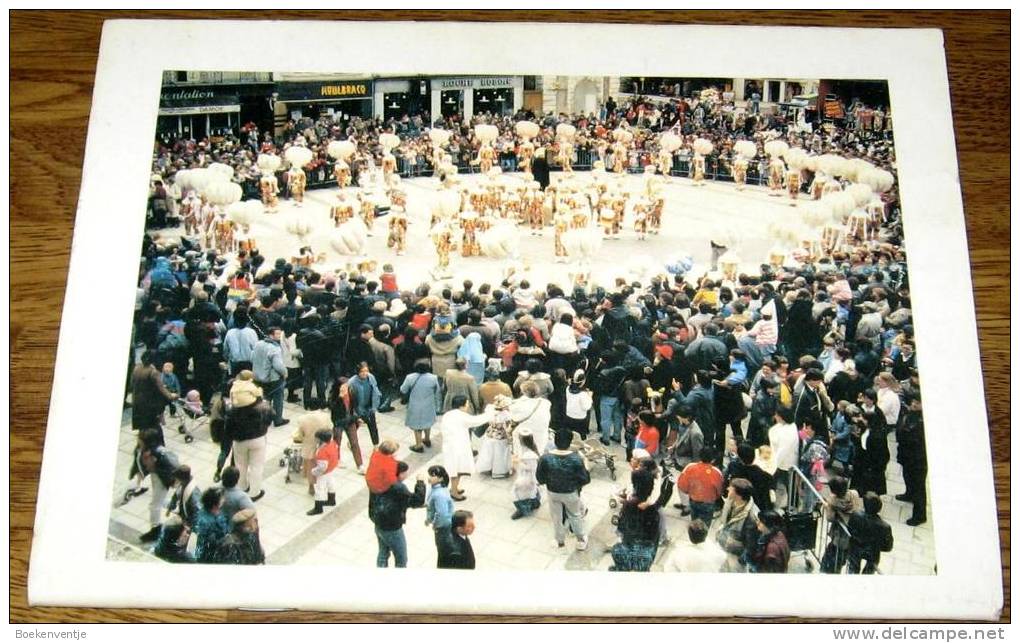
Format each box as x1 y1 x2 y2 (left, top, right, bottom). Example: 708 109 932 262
510 510 524 520
139 526 161 543
178 426 186 434
601 439 610 446
184 435 194 444
274 419 290 427
213 472 220 483
130 486 149 498
251 490 266 502
326 493 336 506
409 445 424 453
895 494 911 502
905 516 926 527
423 439 432 448
307 501 325 516
287 395 301 403
377 405 395 414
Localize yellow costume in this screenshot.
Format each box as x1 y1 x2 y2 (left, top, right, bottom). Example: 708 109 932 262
259 174 279 211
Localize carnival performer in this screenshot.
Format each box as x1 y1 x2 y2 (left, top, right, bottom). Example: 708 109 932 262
181 190 201 236
633 199 649 241
460 211 480 257
657 147 673 176
288 165 307 206
478 144 495 174
810 171 828 200
382 153 398 182
210 211 235 256
331 193 353 227
553 211 569 262
259 171 279 212
359 195 376 236
786 165 802 204
432 224 454 277
387 211 408 256
527 188 544 235
612 139 629 174
333 159 351 190
768 155 786 195
648 197 664 235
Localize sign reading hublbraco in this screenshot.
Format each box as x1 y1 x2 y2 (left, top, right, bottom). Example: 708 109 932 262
277 80 374 102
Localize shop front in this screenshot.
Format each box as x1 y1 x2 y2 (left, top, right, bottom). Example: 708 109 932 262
275 79 374 130
157 87 242 140
429 76 523 124
373 78 431 123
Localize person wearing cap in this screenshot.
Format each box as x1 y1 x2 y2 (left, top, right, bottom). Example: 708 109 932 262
214 507 265 565
251 326 289 427
227 372 273 503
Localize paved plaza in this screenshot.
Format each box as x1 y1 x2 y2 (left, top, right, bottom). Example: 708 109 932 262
108 398 935 574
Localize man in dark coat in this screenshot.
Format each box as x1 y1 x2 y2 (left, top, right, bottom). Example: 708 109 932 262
896 392 927 526
131 350 178 439
846 492 894 574
684 323 728 373
438 509 477 569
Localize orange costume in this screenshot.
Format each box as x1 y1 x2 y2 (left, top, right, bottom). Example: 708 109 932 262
331 196 354 227
387 213 408 255
260 174 279 211
288 167 307 205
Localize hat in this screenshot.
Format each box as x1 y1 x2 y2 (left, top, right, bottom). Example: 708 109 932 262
631 448 651 461
386 298 407 318
232 508 256 525
516 426 532 438
237 369 254 382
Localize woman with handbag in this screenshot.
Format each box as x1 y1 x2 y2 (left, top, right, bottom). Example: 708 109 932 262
400 361 442 453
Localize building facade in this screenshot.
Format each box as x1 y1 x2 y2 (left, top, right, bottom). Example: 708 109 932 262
157 71 275 140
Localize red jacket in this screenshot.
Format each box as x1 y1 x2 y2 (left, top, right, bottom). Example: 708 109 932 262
677 462 724 503
365 450 398 494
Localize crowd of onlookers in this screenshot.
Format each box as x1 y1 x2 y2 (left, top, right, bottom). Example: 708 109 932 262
128 91 917 574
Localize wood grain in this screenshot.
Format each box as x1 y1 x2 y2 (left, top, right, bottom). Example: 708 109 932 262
10 9 1009 623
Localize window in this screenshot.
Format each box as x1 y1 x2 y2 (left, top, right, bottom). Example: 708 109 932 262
524 76 537 91
175 71 187 82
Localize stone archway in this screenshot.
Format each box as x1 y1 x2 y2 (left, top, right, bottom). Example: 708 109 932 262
572 78 599 116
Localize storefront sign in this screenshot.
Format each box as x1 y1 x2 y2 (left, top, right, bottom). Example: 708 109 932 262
277 80 374 102
438 76 516 90
158 104 240 116
160 87 239 109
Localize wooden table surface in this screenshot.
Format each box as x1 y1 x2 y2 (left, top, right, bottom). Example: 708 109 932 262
10 10 1009 624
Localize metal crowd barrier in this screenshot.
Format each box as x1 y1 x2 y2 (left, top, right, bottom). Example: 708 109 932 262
781 466 853 573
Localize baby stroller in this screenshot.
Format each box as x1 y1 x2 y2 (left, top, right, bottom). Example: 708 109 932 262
166 393 207 444
570 430 617 480
279 445 304 483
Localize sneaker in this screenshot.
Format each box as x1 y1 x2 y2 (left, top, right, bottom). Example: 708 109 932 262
576 537 589 551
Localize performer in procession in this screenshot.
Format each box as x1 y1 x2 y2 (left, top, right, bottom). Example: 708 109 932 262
333 158 351 190
331 192 354 227
785 163 802 204
359 194 376 235
181 190 201 236
387 210 409 256
287 164 307 206
553 210 570 262
633 198 650 241
432 223 455 277
767 154 786 196
260 170 280 212
460 210 481 257
527 186 544 235
648 196 664 235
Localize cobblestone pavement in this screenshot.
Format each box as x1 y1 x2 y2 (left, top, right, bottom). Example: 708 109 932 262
108 400 935 574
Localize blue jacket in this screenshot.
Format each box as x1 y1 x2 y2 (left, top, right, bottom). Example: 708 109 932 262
252 338 286 383
426 484 454 530
350 373 382 415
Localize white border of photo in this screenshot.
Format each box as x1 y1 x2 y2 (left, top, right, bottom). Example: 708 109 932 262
27 19 1002 619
